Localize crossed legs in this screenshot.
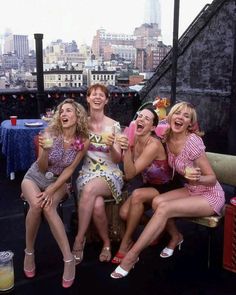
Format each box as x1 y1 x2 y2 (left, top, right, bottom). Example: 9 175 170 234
73 177 112 263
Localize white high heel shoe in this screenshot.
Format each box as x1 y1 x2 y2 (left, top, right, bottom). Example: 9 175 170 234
160 239 184 258
110 257 139 279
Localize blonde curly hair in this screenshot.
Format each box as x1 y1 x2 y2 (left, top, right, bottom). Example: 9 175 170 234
48 98 89 140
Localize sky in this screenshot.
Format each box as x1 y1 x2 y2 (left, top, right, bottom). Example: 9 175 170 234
0 0 213 49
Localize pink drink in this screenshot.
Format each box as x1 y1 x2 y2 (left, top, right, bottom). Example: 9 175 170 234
128 121 136 147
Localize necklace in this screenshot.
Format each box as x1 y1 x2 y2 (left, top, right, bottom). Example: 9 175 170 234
63 137 73 144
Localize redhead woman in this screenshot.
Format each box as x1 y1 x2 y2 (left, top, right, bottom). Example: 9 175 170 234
110 101 225 279
21 99 89 288
72 84 124 264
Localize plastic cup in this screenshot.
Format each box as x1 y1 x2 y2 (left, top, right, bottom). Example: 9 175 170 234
10 116 17 126
39 130 54 149
184 166 196 179
102 126 113 144
0 251 14 292
115 126 126 144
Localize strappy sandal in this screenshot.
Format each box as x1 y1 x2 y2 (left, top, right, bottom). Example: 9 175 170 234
111 251 125 264
111 241 134 264
99 246 111 262
72 239 86 265
24 249 36 278
62 258 75 288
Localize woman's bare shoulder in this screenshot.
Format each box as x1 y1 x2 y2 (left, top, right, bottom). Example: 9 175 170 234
104 116 119 126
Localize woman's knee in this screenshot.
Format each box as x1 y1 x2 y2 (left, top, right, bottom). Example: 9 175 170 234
28 201 42 214
119 205 128 221
79 184 96 202
152 198 168 214
93 199 105 219
43 205 57 219
130 189 146 205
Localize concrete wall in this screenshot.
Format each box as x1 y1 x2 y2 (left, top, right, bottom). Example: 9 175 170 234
140 0 235 153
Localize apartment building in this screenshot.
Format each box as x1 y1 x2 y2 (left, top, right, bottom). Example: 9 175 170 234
91 29 135 59
89 70 116 86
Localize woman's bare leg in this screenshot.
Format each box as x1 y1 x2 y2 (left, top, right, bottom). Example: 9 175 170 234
92 196 110 247
118 187 158 253
113 188 214 275
43 184 74 281
73 178 111 256
21 179 43 272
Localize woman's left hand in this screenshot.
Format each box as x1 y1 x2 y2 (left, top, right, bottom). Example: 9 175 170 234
36 191 53 208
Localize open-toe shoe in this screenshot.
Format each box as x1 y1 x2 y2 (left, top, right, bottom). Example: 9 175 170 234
99 246 111 262
24 249 36 278
72 238 86 265
110 257 139 279
111 251 125 264
110 265 129 279
62 258 75 288
111 241 134 264
160 239 184 258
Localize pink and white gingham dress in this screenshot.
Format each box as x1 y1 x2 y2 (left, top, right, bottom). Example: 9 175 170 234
167 133 225 215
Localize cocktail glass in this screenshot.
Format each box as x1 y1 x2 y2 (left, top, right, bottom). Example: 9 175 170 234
39 130 54 149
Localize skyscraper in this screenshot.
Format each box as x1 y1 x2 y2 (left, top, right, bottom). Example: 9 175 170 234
144 0 161 29
4 34 29 58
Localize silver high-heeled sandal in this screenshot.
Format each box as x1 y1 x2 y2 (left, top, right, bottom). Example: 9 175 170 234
62 258 75 288
72 238 86 265
24 249 36 278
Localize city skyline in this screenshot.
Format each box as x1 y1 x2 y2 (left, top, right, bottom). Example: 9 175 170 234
1 0 213 48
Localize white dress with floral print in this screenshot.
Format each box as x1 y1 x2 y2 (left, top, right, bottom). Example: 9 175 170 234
76 123 124 204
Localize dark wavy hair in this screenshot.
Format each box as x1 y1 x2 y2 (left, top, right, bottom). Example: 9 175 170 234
136 106 159 127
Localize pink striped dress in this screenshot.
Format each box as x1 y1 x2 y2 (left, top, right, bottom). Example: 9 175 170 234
167 133 225 215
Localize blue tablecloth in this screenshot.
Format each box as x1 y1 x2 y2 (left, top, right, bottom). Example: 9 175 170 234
0 119 47 176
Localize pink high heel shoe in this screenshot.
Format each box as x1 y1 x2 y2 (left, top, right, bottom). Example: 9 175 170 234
160 239 184 258
24 249 36 278
62 258 75 288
